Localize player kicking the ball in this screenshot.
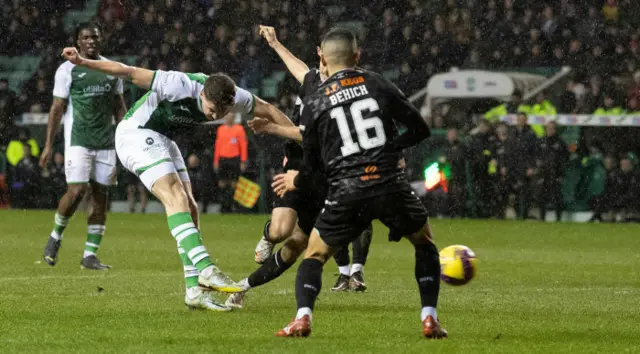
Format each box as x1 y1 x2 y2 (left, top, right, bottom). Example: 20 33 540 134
59 45 294 311
271 28 447 338
42 23 127 270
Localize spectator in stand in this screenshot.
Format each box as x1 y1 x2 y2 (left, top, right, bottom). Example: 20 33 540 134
468 119 495 218
0 79 16 147
594 93 625 115
609 155 639 221
560 79 578 113
6 127 39 167
9 143 41 209
529 93 557 137
537 122 569 222
493 122 511 219
214 113 248 213
590 155 617 222
485 89 529 123
511 113 539 220
442 128 467 217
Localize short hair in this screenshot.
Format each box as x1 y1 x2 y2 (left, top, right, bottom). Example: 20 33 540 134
321 27 358 66
203 73 236 117
75 22 100 40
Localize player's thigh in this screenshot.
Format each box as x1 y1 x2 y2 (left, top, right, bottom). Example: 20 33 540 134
304 228 338 264
313 201 371 251
92 149 117 187
115 125 177 192
64 146 93 184
376 188 429 243
295 190 325 237
270 204 298 242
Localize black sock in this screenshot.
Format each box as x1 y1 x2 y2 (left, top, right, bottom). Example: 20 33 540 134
295 258 323 310
247 250 292 288
352 224 373 265
333 247 350 267
263 220 273 242
415 243 441 308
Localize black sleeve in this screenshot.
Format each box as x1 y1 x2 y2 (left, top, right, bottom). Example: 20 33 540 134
384 82 431 152
293 108 322 190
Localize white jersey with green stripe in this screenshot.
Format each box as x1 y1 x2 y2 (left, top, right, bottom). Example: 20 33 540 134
53 57 124 150
122 70 255 138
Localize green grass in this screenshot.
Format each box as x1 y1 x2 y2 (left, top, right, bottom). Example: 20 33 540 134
1 210 640 353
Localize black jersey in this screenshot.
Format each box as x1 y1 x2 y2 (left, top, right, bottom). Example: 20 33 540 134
294 68 430 202
283 69 322 171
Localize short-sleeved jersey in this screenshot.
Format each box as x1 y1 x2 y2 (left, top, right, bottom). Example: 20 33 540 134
284 69 321 171
123 70 256 139
299 68 429 202
53 57 124 150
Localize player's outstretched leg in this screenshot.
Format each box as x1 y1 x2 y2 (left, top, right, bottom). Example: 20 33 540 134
255 207 297 263
43 183 88 266
331 247 351 292
349 223 373 292
81 182 111 270
153 173 242 294
404 223 447 339
276 230 335 338
227 225 308 309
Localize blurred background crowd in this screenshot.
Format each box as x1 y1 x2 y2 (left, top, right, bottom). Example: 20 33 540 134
0 0 639 220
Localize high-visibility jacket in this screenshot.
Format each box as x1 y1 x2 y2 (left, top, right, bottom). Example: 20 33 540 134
529 100 557 137
6 139 40 166
593 107 625 115
484 103 531 122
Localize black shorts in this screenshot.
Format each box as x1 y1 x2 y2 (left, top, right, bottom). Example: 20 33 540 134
314 187 428 248
273 187 326 236
218 157 240 181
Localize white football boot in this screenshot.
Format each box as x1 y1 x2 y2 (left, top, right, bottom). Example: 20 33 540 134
254 236 275 264
198 266 243 293
224 279 250 309
185 288 232 312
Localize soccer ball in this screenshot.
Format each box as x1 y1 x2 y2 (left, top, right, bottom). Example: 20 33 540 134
439 245 477 285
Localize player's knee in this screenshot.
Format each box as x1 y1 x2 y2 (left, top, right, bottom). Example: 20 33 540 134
406 222 435 246
269 221 294 242
155 177 189 211
282 234 308 261
67 184 88 202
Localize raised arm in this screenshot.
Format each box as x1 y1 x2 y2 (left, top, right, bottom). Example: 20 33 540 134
259 25 309 84
61 47 154 90
39 98 67 168
247 117 302 143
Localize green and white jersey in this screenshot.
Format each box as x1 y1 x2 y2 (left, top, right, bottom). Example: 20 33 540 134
122 70 256 138
53 57 124 150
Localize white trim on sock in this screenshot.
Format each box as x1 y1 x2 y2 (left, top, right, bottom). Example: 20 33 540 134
85 242 99 248
191 252 210 264
175 228 198 243
421 307 437 322
171 222 196 237
83 250 96 258
338 265 350 276
187 246 207 259
50 231 62 241
350 263 364 275
87 224 106 234
296 307 313 320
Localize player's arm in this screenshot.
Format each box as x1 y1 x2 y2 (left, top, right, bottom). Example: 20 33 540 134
39 98 67 168
247 117 302 143
113 78 127 123
61 47 154 89
385 85 431 152
253 96 295 127
260 25 309 84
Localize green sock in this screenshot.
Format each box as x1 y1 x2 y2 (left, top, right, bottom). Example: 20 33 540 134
167 212 213 272
51 212 70 240
84 225 105 258
179 247 200 289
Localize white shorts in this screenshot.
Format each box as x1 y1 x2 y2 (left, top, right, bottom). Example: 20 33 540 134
115 120 189 191
65 146 117 186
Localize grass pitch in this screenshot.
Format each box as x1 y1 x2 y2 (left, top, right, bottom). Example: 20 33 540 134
1 210 640 353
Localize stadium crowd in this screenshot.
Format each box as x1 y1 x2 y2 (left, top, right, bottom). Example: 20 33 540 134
0 0 639 219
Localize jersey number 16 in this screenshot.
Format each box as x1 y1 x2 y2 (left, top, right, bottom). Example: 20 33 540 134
330 98 387 157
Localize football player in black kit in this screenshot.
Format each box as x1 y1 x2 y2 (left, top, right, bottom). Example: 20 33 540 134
271 28 447 338
224 26 373 309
